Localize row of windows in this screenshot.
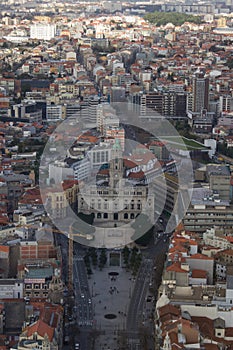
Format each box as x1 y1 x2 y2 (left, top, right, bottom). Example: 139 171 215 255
93 151 109 163
90 198 142 203
25 284 48 290
88 203 142 210
187 212 233 217
25 291 48 297
185 219 233 223
56 203 63 209
90 191 145 196
95 212 136 219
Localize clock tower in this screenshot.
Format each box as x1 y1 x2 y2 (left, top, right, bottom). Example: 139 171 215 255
109 139 123 189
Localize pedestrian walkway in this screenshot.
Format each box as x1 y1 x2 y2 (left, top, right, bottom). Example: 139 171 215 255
89 265 134 349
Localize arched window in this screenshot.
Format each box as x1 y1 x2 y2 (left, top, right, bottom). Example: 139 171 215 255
124 213 128 219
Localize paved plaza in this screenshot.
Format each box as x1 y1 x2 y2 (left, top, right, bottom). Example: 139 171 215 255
89 265 135 349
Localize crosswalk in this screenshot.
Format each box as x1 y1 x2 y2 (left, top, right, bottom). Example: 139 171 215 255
78 320 93 326
127 338 141 350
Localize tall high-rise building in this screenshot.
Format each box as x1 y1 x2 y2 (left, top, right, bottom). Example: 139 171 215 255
140 93 163 116
192 71 209 113
110 87 126 103
97 104 119 135
138 92 187 117
81 95 100 129
219 95 233 113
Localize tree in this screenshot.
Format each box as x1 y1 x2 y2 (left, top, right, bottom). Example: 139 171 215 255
99 248 107 269
89 247 98 267
122 246 130 266
84 254 91 269
87 267 93 276
77 212 94 225
129 246 138 269
132 253 142 277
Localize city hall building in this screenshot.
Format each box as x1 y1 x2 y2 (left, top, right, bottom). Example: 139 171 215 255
78 140 155 225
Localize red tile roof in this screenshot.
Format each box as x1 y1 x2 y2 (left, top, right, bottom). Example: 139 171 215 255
188 253 213 260
24 319 54 342
158 304 181 318
203 345 219 350
166 262 188 273
0 246 9 254
191 269 207 279
62 179 79 190
169 244 188 254
128 171 145 179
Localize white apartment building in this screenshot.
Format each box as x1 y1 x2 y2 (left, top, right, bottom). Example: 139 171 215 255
72 158 91 181
88 143 112 169
30 23 56 40
96 103 119 135
203 227 233 250
0 280 23 299
46 105 63 122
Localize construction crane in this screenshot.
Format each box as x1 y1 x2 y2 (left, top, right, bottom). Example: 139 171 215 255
68 225 73 294
28 224 74 294
18 223 74 292
17 222 94 295
67 225 95 294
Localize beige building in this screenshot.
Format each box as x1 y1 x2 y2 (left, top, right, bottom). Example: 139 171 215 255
46 180 79 219
207 164 231 201
203 227 233 250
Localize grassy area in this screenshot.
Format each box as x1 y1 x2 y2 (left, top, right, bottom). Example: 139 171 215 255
144 11 202 26
160 136 208 151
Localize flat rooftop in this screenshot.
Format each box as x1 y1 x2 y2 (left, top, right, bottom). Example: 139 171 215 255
207 164 230 176
25 266 53 279
191 188 230 207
